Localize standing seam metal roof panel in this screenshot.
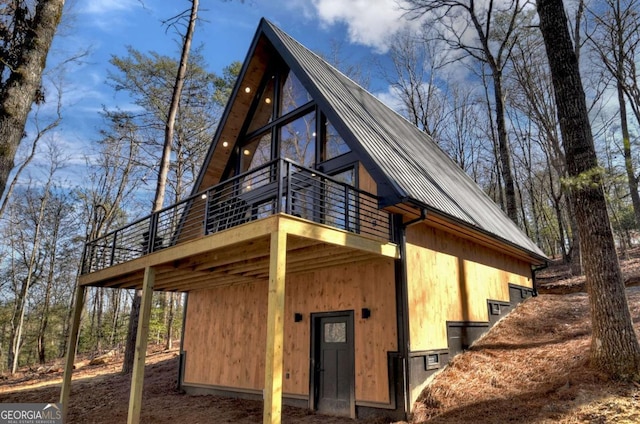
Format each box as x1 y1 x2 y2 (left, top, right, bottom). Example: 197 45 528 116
259 20 546 259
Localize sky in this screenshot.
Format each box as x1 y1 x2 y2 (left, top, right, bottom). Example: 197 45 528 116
22 0 422 187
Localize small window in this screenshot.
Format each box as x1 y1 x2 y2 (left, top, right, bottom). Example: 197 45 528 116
324 322 346 343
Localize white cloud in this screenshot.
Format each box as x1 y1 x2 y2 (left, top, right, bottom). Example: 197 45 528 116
375 85 405 115
78 0 139 15
75 0 149 32
308 0 419 53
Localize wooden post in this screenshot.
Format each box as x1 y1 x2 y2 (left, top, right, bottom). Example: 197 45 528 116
263 229 287 424
127 267 155 424
60 284 86 421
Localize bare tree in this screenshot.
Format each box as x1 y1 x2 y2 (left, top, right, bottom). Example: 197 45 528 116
383 28 448 140
506 22 582 273
587 0 640 231
7 142 64 373
123 0 199 374
36 188 74 363
440 84 487 178
404 0 528 224
537 0 640 379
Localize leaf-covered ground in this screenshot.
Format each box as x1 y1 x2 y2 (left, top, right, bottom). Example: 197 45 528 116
2 253 640 423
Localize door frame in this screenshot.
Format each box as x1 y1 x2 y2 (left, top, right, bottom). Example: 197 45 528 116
309 310 356 418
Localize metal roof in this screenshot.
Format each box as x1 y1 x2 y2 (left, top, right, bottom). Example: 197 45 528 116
194 18 546 261
260 19 546 260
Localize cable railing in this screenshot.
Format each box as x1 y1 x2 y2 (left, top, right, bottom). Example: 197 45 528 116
81 158 393 275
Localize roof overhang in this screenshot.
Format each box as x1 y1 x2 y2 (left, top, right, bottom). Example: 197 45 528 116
386 200 548 266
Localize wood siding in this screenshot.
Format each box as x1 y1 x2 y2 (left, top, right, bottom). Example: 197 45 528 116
406 223 533 352
358 163 377 195
182 257 397 404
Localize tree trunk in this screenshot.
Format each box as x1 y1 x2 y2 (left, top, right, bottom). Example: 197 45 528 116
11 182 52 373
493 73 519 224
165 293 174 350
96 287 104 353
537 0 640 380
122 290 141 374
152 0 198 212
38 224 58 364
122 0 199 374
0 0 65 197
110 289 122 346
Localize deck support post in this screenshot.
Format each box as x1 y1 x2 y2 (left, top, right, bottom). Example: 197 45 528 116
127 266 156 424
60 284 86 421
263 229 287 424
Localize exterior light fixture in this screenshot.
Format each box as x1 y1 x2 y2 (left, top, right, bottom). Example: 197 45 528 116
201 194 207 200
243 149 251 156
222 141 229 147
244 86 251 93
265 97 272 104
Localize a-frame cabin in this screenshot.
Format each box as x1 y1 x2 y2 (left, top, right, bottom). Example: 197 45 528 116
62 18 547 423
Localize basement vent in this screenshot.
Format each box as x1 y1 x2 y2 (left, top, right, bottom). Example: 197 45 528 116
426 354 439 370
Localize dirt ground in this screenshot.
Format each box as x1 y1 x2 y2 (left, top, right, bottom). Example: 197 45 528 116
2 252 640 423
0 347 378 423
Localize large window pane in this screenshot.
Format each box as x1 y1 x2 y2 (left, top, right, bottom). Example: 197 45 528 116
240 132 271 173
324 120 350 160
247 75 275 134
280 70 312 116
280 112 316 167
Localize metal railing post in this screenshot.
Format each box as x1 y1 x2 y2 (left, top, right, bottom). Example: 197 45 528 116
147 213 159 253
276 160 284 214
81 241 91 274
344 186 351 232
203 189 211 235
110 231 118 266
285 161 292 215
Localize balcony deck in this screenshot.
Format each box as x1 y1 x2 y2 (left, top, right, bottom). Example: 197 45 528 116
80 159 399 291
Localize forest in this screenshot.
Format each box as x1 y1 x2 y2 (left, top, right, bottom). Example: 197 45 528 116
1 0 640 377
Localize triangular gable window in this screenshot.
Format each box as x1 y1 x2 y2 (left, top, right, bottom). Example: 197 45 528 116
227 63 353 181
238 64 316 172
324 120 351 161
246 74 275 134
280 70 312 117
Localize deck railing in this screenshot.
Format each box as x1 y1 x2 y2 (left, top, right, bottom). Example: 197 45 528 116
81 158 393 275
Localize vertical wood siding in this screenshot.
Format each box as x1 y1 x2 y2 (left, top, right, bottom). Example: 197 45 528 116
406 224 533 351
182 257 397 404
